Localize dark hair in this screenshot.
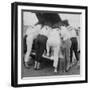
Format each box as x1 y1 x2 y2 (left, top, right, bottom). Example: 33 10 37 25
62 20 69 27
52 21 63 29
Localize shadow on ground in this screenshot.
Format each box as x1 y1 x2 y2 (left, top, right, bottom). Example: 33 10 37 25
22 55 80 78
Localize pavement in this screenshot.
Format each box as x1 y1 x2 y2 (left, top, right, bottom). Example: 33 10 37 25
22 55 80 78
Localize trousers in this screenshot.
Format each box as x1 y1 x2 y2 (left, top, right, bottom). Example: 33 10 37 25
35 34 48 62
70 37 79 63
61 39 71 70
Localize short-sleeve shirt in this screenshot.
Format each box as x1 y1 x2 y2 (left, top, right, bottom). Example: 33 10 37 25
39 26 51 37
67 26 77 38
60 26 71 41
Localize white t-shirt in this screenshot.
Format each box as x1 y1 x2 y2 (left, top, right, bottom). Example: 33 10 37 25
26 24 42 35
60 26 70 41
26 24 42 40
67 26 77 38
39 26 51 37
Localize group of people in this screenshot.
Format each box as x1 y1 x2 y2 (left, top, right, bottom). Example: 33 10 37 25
24 20 80 73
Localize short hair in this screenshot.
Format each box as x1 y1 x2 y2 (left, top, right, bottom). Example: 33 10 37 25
62 20 69 27
52 22 63 28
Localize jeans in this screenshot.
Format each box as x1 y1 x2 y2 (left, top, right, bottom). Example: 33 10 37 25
35 34 48 62
70 37 79 63
61 39 71 70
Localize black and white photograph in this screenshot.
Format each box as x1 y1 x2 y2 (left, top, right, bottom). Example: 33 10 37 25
11 2 88 87
22 11 80 77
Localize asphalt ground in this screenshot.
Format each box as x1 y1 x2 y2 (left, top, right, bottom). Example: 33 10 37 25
22 55 80 78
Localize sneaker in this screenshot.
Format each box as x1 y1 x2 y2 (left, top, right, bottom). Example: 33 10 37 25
66 64 71 72
24 62 30 69
37 62 40 70
34 62 40 70
76 60 80 66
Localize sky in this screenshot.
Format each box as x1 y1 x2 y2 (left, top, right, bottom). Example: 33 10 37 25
23 12 81 28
